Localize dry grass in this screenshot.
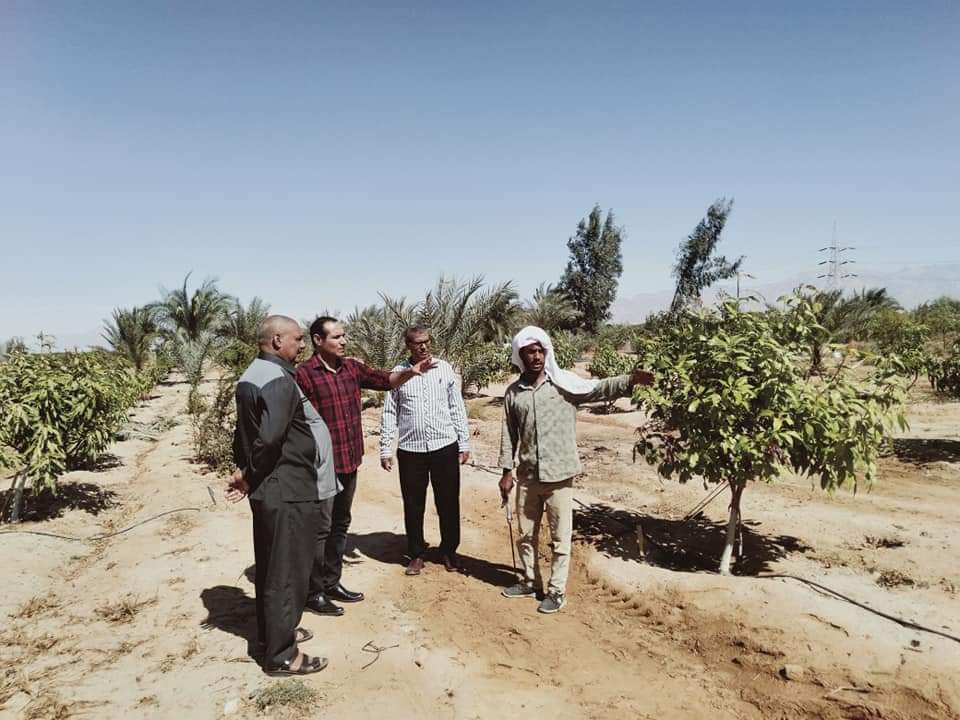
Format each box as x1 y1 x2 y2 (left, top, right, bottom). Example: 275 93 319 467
160 512 196 538
251 680 320 712
0 629 58 652
24 691 72 720
93 594 157 624
13 594 61 620
181 637 200 660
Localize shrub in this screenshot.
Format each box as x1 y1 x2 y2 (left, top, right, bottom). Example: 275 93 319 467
457 342 509 395
0 352 161 498
634 292 906 575
551 330 581 369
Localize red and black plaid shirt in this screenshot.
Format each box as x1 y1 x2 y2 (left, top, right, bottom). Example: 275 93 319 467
295 355 392 474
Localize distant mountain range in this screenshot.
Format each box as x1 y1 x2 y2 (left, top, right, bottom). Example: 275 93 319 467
612 264 960 323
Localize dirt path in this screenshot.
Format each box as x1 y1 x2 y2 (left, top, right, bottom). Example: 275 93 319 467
1 377 958 719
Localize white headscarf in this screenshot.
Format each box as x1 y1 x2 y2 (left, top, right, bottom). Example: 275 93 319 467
511 325 597 395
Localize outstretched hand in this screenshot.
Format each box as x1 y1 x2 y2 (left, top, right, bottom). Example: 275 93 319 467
411 356 438 375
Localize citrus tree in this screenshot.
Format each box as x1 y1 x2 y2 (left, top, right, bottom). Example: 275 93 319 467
633 291 907 575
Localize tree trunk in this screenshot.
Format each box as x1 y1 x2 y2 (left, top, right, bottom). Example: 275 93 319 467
719 481 745 576
9 470 28 523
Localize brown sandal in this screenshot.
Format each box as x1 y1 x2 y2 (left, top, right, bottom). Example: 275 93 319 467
264 652 328 676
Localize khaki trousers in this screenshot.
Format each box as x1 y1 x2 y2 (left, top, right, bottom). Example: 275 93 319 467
515 477 573 596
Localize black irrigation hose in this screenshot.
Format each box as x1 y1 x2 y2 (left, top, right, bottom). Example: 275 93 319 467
757 574 960 645
0 507 202 542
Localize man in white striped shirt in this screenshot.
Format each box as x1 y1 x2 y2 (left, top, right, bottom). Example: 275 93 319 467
379 326 471 576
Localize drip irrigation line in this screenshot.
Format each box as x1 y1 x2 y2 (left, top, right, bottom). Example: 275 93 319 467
0 507 202 542
757 574 960 645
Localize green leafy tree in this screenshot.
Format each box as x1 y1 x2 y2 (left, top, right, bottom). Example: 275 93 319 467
912 296 960 353
102 306 158 370
670 199 743 314
458 342 510 395
929 341 960 397
866 309 932 388
634 292 906 575
551 330 581 370
588 345 635 411
558 206 624 333
522 283 581 333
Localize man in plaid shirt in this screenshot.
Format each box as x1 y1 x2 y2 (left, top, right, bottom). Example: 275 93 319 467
296 316 435 616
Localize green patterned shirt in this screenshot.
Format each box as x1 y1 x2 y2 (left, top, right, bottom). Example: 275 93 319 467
498 374 633 483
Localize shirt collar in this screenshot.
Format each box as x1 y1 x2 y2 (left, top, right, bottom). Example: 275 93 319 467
257 351 296 374
517 373 551 391
315 352 341 373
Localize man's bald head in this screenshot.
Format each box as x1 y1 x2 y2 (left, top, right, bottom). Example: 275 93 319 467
258 315 305 363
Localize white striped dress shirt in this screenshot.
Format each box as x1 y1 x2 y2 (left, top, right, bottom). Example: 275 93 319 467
379 358 470 458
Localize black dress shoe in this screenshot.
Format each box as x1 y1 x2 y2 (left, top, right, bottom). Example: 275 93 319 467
325 583 364 603
304 595 344 616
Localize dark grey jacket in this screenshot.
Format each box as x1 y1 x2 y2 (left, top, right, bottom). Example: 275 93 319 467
233 352 338 502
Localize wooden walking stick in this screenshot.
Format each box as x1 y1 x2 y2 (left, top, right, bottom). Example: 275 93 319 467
501 488 519 579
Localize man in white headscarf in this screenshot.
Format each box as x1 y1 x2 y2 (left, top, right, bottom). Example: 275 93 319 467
497 326 654 613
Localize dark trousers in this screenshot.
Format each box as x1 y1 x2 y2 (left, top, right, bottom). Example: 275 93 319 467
398 442 461 559
249 481 325 668
309 471 357 595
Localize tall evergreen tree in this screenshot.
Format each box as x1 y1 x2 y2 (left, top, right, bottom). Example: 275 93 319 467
670 199 743 314
558 205 624 333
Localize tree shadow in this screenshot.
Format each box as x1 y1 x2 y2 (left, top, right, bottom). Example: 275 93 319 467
573 502 810 576
77 453 123 472
199 585 258 658
348 531 518 589
0 482 117 522
892 438 960 466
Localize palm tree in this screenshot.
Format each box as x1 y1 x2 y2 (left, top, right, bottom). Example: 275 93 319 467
102 306 157 370
344 302 412 370
522 283 581 333
807 287 901 372
153 273 234 341
387 275 518 358
218 297 271 346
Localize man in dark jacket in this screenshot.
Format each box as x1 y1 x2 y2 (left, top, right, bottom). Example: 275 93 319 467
229 315 338 676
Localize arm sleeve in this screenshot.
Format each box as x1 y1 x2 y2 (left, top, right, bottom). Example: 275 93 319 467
497 393 518 470
447 367 470 453
355 359 393 391
247 376 300 486
566 374 632 405
379 387 399 459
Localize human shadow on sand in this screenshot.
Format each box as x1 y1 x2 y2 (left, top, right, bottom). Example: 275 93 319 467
348 531 519 589
200 585 258 659
573 501 810 576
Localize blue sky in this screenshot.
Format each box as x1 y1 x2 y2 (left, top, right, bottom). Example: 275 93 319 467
1 1 957 344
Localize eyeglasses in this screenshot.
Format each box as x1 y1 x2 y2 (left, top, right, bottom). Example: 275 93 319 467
409 339 432 347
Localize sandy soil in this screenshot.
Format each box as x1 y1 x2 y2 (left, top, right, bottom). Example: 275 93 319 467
1 374 958 719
